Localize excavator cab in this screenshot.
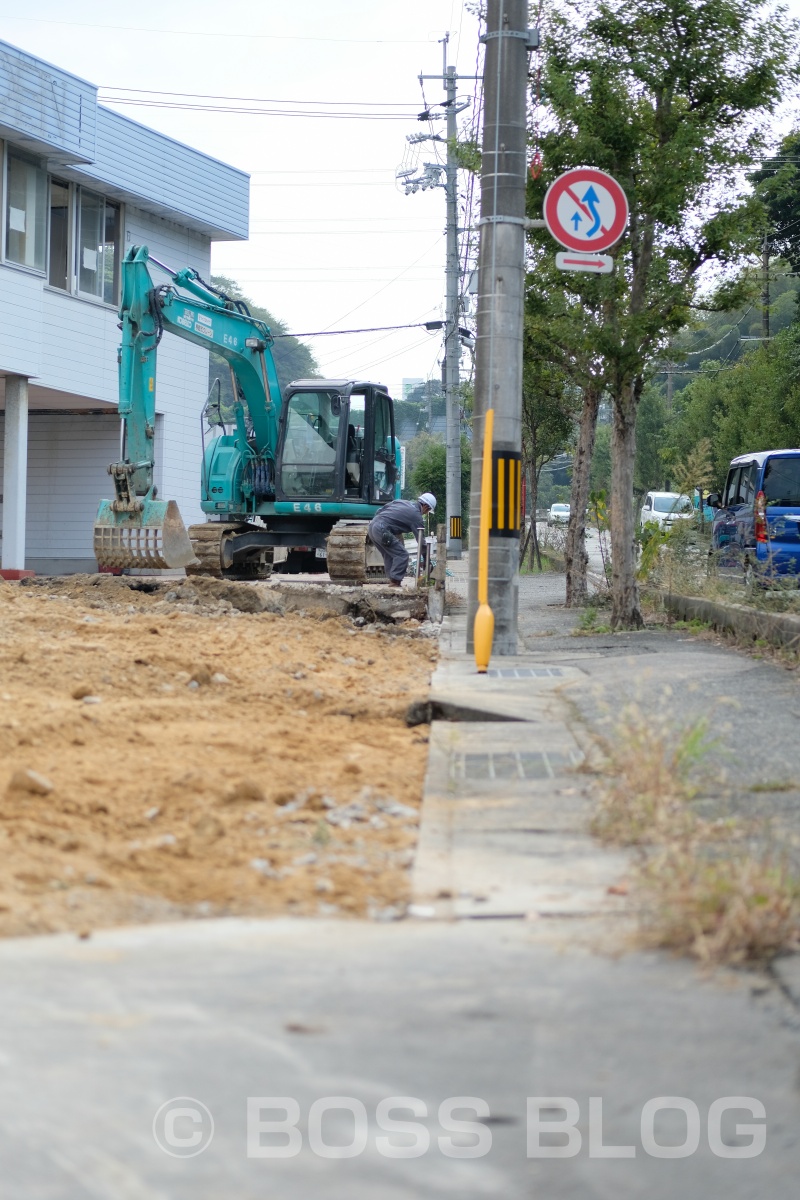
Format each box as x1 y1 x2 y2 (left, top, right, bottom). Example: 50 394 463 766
275 381 397 506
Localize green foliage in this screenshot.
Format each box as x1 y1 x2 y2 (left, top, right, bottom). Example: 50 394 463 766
408 434 472 528
528 0 799 624
635 386 669 495
590 423 612 494
752 130 800 272
208 275 318 405
664 263 800 392
637 519 669 580
670 325 800 486
451 137 481 173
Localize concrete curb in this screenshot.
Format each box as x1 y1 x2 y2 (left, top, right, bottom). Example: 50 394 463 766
660 590 800 649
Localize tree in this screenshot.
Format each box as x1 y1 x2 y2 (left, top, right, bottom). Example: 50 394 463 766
409 435 472 528
590 422 612 494
533 0 797 627
634 385 669 496
522 253 609 602
670 325 800 484
752 130 800 271
208 275 318 404
520 310 578 568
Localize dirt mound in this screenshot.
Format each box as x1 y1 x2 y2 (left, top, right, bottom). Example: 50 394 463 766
0 577 435 936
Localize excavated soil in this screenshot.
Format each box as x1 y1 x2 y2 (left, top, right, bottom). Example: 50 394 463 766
0 573 436 937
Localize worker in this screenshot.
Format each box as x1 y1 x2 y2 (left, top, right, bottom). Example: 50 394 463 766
368 493 436 587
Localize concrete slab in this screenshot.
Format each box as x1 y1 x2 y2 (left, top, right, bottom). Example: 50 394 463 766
414 720 629 920
0 918 798 1199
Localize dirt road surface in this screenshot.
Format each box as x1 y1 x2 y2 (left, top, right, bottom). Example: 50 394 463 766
0 574 435 937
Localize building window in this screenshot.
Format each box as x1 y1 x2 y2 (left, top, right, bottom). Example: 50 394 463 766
77 188 121 304
5 152 47 271
48 179 71 290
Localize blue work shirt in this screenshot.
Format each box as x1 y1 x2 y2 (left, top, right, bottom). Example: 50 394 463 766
371 499 425 536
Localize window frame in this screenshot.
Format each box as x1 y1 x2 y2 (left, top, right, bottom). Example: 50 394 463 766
4 146 48 275
723 467 741 508
75 186 122 307
0 147 124 306
47 176 73 293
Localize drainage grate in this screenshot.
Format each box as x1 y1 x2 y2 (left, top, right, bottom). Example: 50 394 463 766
451 749 582 781
486 667 564 679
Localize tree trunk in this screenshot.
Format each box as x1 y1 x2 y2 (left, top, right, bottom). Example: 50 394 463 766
610 380 643 629
528 462 542 569
565 382 601 607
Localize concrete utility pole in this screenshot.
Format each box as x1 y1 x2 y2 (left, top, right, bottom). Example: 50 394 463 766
466 0 532 653
444 57 463 559
411 36 478 560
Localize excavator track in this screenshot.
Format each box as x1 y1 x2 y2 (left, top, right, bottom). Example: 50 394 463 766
326 520 384 585
186 523 273 580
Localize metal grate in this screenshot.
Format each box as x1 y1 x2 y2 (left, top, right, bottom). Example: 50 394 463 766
451 749 582 781
485 667 563 679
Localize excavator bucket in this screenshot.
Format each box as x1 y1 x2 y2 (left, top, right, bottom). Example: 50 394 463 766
93 499 198 571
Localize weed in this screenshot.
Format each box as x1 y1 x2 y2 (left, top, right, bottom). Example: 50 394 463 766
573 605 613 636
638 849 800 964
591 704 709 845
591 702 800 964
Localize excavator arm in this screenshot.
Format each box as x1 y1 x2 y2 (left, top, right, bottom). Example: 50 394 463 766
94 245 281 570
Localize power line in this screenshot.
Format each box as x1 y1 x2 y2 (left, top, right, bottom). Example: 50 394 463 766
315 235 446 332
246 230 442 237
101 98 420 120
274 322 445 338
99 87 420 109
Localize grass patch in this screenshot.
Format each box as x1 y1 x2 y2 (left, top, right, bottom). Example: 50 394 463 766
593 702 800 965
573 605 613 636
749 779 798 794
591 705 708 845
639 849 800 965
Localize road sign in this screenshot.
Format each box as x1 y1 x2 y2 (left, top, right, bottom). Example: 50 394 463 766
543 168 628 253
555 251 614 275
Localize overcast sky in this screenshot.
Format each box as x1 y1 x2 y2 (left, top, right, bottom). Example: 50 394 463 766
0 1 483 398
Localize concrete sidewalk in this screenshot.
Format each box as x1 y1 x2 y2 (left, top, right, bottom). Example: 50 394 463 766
1 568 800 1198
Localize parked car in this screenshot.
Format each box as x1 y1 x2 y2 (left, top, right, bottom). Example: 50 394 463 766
639 492 694 530
548 503 570 525
708 449 800 584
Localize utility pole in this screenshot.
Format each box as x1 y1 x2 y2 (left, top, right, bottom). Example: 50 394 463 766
466 0 533 654
443 54 463 559
762 235 770 341
406 37 477 559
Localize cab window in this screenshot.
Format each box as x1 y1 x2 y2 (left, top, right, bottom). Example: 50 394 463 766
371 392 395 503
280 391 341 497
345 394 365 497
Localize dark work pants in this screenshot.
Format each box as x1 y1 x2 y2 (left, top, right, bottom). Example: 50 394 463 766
368 518 410 582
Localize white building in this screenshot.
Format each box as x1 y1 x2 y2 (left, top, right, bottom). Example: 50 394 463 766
0 40 248 574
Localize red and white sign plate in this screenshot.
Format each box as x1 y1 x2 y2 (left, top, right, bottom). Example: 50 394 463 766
544 167 628 254
555 252 613 275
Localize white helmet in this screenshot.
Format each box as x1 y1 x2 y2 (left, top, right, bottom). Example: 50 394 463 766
418 492 437 511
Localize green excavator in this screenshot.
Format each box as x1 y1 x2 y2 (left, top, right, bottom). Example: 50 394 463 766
93 245 401 581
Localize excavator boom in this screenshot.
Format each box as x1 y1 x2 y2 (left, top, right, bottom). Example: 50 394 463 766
94 245 281 571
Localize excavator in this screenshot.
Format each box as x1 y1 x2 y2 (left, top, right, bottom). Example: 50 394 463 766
93 245 400 582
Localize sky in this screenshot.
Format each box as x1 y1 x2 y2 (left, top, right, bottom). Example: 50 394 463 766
0 1 483 399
